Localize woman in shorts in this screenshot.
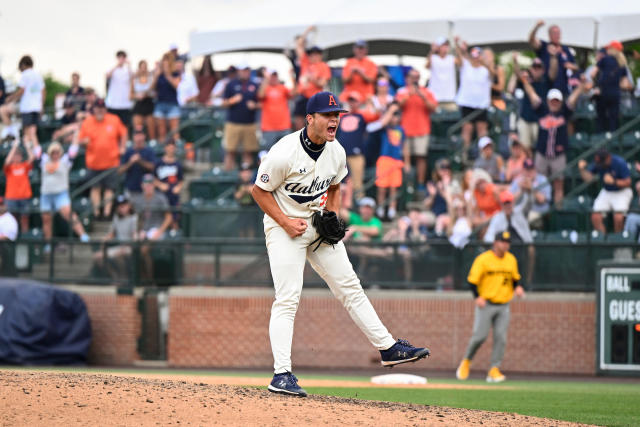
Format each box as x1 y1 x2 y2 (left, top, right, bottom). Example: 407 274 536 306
40 142 89 252
152 54 181 144
131 60 156 141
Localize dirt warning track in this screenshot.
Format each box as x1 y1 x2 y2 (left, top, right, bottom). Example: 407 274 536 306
0 370 590 426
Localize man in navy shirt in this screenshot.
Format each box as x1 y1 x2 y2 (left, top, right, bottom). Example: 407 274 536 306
119 128 157 196
513 54 549 150
528 20 577 96
222 63 259 170
520 73 586 205
579 149 632 234
336 92 367 200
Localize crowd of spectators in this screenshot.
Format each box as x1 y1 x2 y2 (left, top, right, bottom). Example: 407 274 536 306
0 21 640 272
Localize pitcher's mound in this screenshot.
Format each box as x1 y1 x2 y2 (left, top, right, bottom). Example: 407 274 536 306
0 370 587 426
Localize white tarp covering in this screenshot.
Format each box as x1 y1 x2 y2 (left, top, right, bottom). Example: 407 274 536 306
189 0 640 57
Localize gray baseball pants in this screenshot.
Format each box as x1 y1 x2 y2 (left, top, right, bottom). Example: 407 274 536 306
464 303 510 367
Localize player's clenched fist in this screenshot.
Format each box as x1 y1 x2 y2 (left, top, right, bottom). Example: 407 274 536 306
284 218 307 238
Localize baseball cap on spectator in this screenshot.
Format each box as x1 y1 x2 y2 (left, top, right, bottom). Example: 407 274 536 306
132 127 146 136
499 190 514 204
94 98 106 108
436 158 451 170
471 168 493 187
115 194 129 206
495 230 512 243
240 162 252 171
435 36 449 46
306 91 348 115
266 68 277 76
531 58 544 68
142 174 154 184
547 89 563 102
607 40 623 52
478 136 493 150
169 42 178 51
63 99 74 108
523 158 535 170
470 47 482 58
237 62 250 70
358 197 376 208
307 45 323 54
354 40 368 48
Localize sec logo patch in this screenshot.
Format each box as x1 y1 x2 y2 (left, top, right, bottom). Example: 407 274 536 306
260 174 269 183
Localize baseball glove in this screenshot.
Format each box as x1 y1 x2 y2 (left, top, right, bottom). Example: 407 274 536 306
310 210 347 251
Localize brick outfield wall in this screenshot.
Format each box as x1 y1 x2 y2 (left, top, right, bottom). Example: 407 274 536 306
167 288 596 375
62 286 142 366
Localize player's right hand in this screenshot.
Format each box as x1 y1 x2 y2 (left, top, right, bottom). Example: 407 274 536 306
475 296 486 308
285 218 307 238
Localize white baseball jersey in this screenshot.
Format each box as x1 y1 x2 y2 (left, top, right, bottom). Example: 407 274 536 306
255 128 348 227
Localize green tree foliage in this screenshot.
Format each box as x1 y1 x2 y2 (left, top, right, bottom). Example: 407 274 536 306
43 74 69 108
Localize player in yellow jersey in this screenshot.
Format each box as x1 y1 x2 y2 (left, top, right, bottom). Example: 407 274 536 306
456 230 525 383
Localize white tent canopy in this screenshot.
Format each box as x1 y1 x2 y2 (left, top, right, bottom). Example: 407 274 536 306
189 0 640 58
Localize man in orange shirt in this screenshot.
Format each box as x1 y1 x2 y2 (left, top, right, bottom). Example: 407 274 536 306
341 40 378 102
293 26 332 130
76 98 128 219
3 139 35 232
395 69 438 188
258 70 295 149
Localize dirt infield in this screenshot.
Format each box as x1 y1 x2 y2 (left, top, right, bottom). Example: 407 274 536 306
0 370 588 426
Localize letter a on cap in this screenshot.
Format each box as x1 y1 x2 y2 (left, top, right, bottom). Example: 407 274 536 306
328 95 337 106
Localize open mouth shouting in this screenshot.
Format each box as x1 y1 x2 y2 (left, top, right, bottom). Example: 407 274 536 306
327 124 338 139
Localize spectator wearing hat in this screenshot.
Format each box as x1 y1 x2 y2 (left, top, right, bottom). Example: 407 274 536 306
152 53 182 144
340 197 383 242
454 39 493 162
154 140 184 229
76 98 128 220
590 41 633 132
509 54 549 150
395 68 438 189
426 36 458 111
105 50 133 127
119 127 156 197
131 174 173 281
93 194 138 280
293 26 332 130
470 168 500 229
519 72 586 205
222 63 259 171
341 40 378 102
578 149 632 234
528 21 577 96
509 158 551 227
1 55 44 151
3 139 35 232
336 91 368 200
484 190 535 284
473 136 503 183
52 99 80 143
258 69 294 149
39 142 90 250
364 103 407 220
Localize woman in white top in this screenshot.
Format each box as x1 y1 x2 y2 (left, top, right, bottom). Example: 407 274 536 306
40 142 89 251
454 38 494 161
426 37 458 111
131 60 156 141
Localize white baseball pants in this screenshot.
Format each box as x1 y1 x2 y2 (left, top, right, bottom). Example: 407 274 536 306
265 219 396 374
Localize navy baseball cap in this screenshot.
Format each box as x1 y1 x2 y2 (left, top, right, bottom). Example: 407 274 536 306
495 230 511 243
306 91 348 115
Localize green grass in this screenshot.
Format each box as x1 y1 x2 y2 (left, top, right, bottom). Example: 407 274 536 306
306 380 640 427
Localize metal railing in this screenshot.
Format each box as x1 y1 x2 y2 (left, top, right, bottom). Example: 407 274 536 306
4 237 637 292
